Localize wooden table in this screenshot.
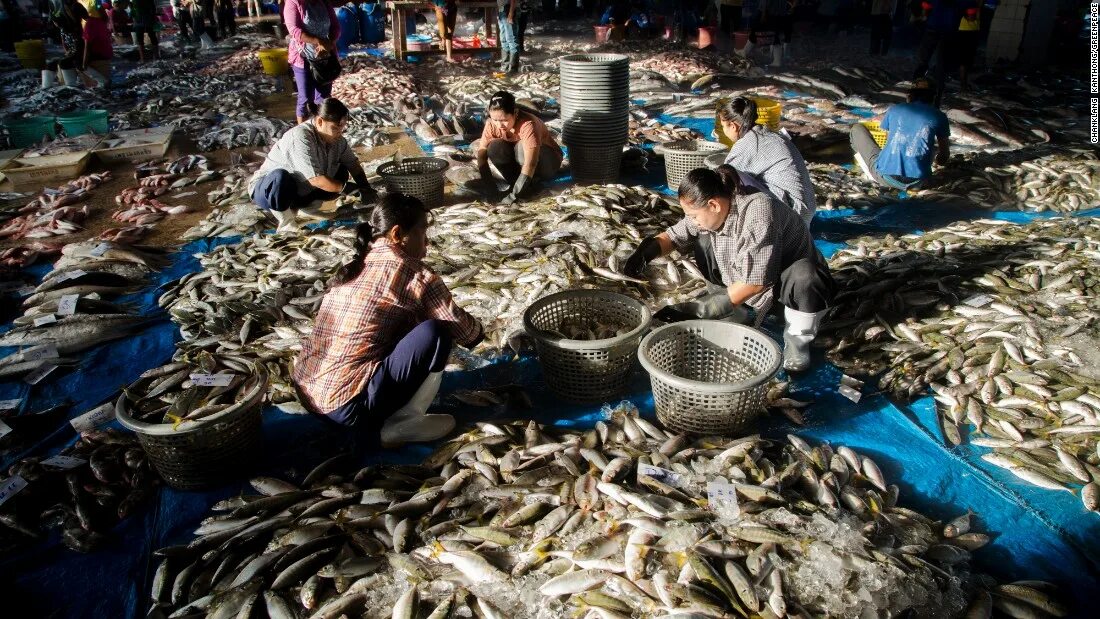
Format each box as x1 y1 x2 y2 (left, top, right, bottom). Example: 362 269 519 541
386 1 501 62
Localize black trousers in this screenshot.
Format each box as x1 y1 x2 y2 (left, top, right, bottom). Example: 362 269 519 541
694 234 835 314
486 140 563 183
516 11 529 52
177 11 193 41
869 13 892 55
720 5 741 35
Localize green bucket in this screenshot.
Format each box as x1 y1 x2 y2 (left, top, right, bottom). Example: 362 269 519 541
57 109 110 137
4 116 57 148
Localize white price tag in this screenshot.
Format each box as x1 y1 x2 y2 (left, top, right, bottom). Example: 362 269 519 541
41 455 87 469
70 403 116 433
840 374 864 389
0 399 20 412
839 384 863 403
17 286 37 297
189 373 235 387
638 463 687 489
23 343 59 361
89 242 112 257
0 419 12 439
56 294 80 316
57 269 87 282
24 363 58 385
0 476 27 507
963 294 994 308
707 481 740 517
33 314 58 327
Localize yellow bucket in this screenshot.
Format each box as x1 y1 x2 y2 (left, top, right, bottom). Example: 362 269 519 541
860 121 889 148
257 48 290 76
15 40 46 70
714 96 782 145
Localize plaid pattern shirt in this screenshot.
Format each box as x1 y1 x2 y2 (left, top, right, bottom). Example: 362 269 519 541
293 240 482 414
724 125 817 224
665 190 814 314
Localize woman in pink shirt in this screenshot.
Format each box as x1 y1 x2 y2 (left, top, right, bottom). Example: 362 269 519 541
284 0 340 124
82 8 113 90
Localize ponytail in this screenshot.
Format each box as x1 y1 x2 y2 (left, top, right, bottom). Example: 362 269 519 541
717 97 757 138
677 164 745 208
330 193 428 286
305 98 351 124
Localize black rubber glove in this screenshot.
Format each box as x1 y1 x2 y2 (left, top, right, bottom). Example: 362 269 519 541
352 185 379 204
655 292 745 323
478 162 494 184
623 236 663 279
501 173 532 205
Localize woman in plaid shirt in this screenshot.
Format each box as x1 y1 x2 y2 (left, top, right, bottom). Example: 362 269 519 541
293 194 484 447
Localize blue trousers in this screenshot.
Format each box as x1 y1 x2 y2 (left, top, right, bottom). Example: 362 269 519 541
251 168 344 212
498 11 518 54
325 319 453 429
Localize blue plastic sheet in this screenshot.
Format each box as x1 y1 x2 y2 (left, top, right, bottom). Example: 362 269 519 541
2 140 1099 617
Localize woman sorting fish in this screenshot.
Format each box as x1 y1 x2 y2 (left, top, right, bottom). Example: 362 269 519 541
249 98 377 233
472 91 563 205
623 165 835 372
718 97 817 225
285 0 340 124
293 194 485 448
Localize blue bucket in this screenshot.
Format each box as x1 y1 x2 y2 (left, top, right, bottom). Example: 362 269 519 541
336 5 360 53
359 1 386 43
405 34 431 62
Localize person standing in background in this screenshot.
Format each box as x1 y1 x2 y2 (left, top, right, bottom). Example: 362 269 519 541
497 0 518 75
954 0 980 91
0 0 20 53
170 0 191 43
110 0 134 42
720 0 743 37
131 0 160 61
216 0 236 37
515 0 531 54
245 0 261 18
201 0 216 38
431 0 458 63
869 0 896 55
81 3 112 89
284 0 339 124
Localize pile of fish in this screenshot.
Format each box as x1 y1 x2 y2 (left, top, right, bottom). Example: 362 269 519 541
0 240 63 271
144 404 1063 618
1 428 157 553
156 226 360 411
198 47 265 77
426 184 707 355
628 112 703 146
808 163 893 211
96 155 218 242
925 149 1100 213
180 161 270 239
822 217 1100 508
399 94 481 145
0 172 111 241
442 74 558 110
332 56 428 108
629 49 750 85
196 117 291 151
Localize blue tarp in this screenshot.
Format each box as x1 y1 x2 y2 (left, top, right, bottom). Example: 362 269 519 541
2 130 1099 617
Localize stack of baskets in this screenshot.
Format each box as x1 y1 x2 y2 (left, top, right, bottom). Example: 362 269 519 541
638 321 781 436
378 157 449 209
559 54 630 184
655 140 727 190
524 290 651 403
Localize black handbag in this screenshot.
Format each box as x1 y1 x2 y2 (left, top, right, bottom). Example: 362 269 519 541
306 52 342 85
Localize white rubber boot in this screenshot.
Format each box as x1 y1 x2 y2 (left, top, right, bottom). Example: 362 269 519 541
770 43 785 67
41 70 57 89
737 41 754 58
854 152 875 182
380 372 454 448
200 33 216 49
271 209 299 233
297 200 328 221
60 69 79 86
783 307 825 372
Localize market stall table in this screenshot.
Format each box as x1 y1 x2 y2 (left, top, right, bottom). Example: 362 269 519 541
386 1 501 62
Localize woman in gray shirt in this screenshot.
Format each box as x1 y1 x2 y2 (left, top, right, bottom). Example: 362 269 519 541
623 165 835 372
249 98 377 233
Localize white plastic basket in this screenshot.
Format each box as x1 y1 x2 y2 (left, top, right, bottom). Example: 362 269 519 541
638 321 780 435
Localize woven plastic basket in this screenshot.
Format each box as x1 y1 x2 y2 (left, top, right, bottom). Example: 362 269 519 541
654 140 727 190
115 369 268 490
638 321 780 435
524 290 652 402
567 143 624 184
377 157 449 209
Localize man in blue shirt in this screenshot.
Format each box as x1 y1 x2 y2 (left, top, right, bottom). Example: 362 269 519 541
912 0 960 105
850 79 950 189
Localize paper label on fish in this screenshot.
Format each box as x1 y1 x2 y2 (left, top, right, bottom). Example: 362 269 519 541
706 481 740 517
638 463 687 489
16 286 37 297
89 242 112 257
41 455 87 469
963 294 994 308
0 420 12 439
24 363 58 385
0 399 20 411
33 314 58 326
839 384 863 403
56 269 87 282
56 294 79 316
70 403 115 433
0 475 28 507
23 343 59 361
189 373 235 387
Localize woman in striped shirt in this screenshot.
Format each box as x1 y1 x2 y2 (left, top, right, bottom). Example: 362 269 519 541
293 194 484 447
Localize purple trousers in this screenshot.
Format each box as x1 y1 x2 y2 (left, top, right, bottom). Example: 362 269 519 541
292 64 333 119
323 319 453 429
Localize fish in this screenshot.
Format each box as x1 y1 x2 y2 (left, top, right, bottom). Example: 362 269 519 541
143 403 1059 618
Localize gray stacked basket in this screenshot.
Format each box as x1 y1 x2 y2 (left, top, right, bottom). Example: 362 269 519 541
559 54 630 184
